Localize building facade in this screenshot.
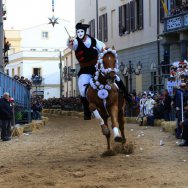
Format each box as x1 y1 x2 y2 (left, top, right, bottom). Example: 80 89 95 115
63 48 77 97
5 21 74 99
75 0 165 93
162 0 188 63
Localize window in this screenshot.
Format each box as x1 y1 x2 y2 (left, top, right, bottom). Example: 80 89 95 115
42 49 48 51
17 67 20 76
12 68 14 77
6 69 9 75
119 4 130 36
30 49 36 51
119 0 143 35
41 31 49 39
89 19 95 37
99 13 108 42
33 68 41 76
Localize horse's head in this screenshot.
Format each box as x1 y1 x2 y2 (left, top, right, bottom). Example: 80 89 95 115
97 48 119 83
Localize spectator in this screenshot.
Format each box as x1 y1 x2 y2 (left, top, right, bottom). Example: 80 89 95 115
0 92 13 141
13 75 32 89
138 93 147 126
145 94 155 126
173 83 188 138
162 89 172 121
32 100 42 120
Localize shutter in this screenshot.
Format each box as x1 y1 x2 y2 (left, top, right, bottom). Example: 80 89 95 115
126 3 130 33
138 0 143 29
104 13 108 42
130 1 135 32
99 15 102 41
119 6 123 36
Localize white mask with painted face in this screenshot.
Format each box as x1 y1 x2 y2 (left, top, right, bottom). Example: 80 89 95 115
76 29 85 39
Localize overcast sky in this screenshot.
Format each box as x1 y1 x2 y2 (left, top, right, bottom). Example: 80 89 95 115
4 0 75 30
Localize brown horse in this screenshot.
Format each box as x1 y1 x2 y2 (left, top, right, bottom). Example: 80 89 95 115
87 49 126 151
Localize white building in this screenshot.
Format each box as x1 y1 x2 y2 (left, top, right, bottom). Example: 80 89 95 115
5 20 74 99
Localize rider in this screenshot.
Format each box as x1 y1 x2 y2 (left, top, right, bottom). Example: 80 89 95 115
67 22 131 120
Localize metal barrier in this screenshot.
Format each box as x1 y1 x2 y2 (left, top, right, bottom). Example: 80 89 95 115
0 72 31 124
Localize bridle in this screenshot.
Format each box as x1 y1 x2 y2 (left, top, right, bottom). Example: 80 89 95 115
89 48 120 99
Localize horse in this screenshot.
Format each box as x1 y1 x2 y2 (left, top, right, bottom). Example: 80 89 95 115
87 48 126 151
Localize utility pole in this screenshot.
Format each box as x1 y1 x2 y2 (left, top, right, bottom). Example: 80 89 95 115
59 51 63 98
157 0 162 91
0 0 4 72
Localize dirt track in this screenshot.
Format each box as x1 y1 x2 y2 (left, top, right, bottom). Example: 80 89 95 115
0 116 188 188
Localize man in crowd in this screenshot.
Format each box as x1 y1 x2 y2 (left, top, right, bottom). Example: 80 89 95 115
0 92 13 141
162 89 172 121
145 94 155 126
32 100 42 120
178 105 188 146
138 93 147 126
173 83 188 138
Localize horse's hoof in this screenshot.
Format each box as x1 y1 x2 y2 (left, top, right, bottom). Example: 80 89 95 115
101 125 110 136
114 136 122 143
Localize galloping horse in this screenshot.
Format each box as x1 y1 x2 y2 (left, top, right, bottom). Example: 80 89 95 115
87 48 126 151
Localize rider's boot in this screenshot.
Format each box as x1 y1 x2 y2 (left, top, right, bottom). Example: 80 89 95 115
115 79 132 104
80 97 91 120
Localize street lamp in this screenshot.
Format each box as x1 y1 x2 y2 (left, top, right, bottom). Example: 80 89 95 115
120 60 142 93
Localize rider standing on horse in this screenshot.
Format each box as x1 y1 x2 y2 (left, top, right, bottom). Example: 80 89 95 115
67 22 131 120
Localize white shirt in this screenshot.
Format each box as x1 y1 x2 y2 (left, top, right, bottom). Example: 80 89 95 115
145 98 155 116
67 35 106 53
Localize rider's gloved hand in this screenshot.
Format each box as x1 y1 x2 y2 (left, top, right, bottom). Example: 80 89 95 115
67 38 74 47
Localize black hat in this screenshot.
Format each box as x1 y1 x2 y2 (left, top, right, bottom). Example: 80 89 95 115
76 22 90 32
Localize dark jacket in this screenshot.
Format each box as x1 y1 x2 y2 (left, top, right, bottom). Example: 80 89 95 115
0 98 13 120
163 95 172 111
32 102 42 112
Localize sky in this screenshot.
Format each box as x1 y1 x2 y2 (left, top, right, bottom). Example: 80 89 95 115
4 0 75 30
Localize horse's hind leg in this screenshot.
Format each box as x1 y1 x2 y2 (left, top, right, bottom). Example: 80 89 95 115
118 109 126 144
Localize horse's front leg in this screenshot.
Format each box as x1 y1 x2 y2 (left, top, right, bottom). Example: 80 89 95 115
110 105 122 142
89 103 111 150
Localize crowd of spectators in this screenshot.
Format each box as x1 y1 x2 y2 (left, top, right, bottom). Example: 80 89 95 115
127 89 176 126
13 75 32 89
170 2 188 16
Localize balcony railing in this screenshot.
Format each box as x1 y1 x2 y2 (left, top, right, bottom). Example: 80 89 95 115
164 11 188 33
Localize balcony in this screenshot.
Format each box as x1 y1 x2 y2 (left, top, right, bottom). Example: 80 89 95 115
164 11 188 33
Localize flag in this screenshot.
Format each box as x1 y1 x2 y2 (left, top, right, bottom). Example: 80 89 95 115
160 0 168 14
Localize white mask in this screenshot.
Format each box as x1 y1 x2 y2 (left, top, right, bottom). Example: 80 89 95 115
76 29 85 39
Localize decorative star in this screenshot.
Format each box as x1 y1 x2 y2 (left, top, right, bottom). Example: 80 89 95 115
48 15 59 27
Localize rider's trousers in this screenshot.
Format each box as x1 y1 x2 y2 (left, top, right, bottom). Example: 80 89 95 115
78 74 92 97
